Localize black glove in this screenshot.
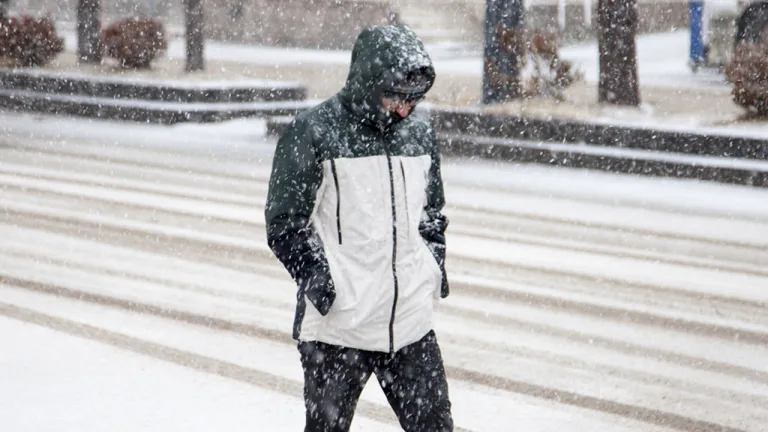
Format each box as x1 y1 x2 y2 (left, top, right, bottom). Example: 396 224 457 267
300 271 336 316
431 242 449 298
420 216 449 299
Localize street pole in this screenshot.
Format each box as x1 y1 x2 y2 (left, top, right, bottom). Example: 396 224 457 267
0 0 9 19
185 0 204 72
77 0 102 64
482 0 525 104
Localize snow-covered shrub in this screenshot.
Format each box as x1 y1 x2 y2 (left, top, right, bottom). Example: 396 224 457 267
725 42 768 117
102 18 167 69
0 15 64 67
489 28 581 102
522 30 582 101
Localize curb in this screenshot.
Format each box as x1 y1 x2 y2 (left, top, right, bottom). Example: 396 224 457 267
0 90 317 125
265 108 768 189
266 116 295 136
432 108 768 160
0 67 311 124
439 133 768 188
0 69 307 104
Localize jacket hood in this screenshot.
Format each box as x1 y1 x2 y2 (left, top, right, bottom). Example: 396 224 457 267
339 25 436 130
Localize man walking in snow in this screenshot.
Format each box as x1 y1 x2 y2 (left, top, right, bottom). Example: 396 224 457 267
265 25 453 432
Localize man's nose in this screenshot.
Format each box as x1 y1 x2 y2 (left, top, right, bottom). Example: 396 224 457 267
396 105 411 118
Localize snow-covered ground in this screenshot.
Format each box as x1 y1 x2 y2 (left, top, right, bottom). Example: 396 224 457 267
174 29 722 90
559 30 730 90
54 25 768 138
1 113 767 431
189 30 728 90
60 25 722 89
0 316 395 432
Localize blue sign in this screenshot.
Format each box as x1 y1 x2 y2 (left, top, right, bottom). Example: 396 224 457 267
689 1 706 66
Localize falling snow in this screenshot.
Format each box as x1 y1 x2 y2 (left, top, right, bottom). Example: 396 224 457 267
1 1 768 431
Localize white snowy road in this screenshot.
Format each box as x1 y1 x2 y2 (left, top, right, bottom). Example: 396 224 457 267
1 112 767 431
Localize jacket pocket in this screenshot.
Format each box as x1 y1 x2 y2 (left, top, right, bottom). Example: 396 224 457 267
330 159 342 245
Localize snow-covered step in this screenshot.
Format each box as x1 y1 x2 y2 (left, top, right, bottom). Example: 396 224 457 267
0 68 306 104
440 133 768 188
0 89 317 124
0 66 309 124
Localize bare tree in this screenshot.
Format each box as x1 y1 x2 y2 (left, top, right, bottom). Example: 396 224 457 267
597 0 640 106
77 0 102 64
482 0 525 104
185 0 204 72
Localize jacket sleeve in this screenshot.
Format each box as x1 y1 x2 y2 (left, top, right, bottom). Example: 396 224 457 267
265 117 336 320
419 130 450 298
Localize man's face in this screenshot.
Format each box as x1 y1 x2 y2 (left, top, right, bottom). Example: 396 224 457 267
381 94 423 120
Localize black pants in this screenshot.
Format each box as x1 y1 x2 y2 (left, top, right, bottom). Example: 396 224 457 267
298 330 453 432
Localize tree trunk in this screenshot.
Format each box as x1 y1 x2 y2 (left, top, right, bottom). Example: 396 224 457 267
482 0 525 104
77 0 102 64
597 0 640 106
185 0 204 72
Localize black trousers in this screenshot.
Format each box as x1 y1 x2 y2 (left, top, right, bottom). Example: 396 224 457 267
298 330 453 432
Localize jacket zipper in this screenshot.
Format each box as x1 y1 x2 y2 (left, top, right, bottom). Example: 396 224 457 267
386 155 399 355
330 159 342 245
399 160 410 239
